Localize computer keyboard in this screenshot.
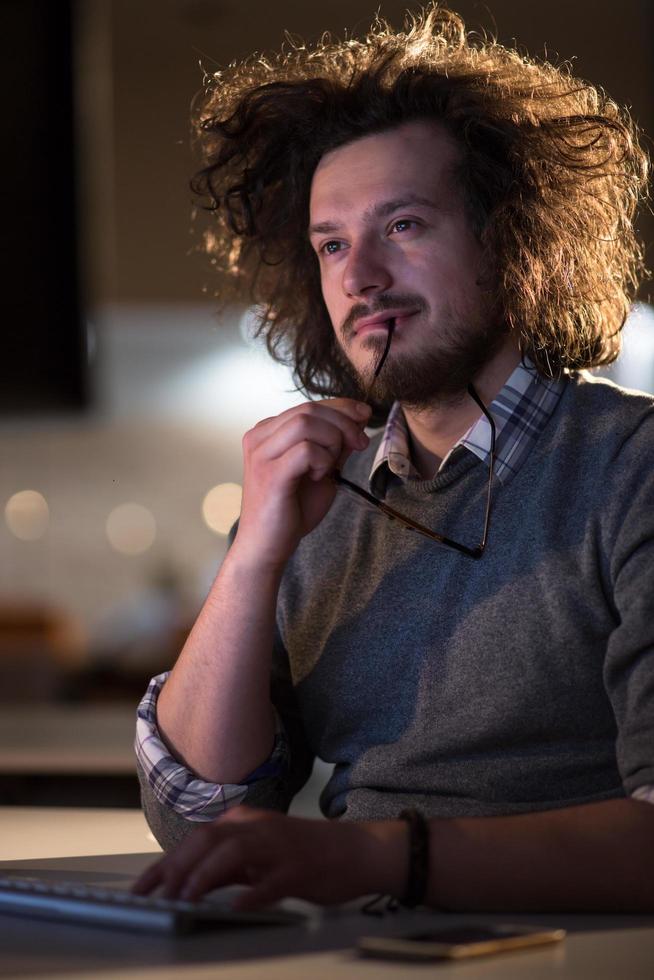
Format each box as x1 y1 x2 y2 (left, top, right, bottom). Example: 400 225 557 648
0 875 303 934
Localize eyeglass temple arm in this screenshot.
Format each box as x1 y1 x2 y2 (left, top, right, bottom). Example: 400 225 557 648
332 471 485 558
466 382 496 552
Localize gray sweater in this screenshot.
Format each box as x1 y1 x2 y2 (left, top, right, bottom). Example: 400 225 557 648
140 374 654 846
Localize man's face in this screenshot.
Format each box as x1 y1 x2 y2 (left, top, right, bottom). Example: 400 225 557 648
309 120 503 405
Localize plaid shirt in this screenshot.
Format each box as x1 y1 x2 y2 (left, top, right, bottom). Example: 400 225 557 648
370 358 565 490
136 362 653 819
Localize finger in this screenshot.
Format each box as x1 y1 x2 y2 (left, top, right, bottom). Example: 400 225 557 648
143 823 228 900
245 400 371 452
277 440 346 485
255 410 368 465
258 417 370 482
256 414 369 474
320 397 372 419
272 398 372 429
131 860 166 895
178 836 251 901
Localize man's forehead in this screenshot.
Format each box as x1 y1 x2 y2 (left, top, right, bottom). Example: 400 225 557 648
309 120 461 219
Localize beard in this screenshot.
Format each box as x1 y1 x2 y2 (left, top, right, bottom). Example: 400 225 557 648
341 297 507 409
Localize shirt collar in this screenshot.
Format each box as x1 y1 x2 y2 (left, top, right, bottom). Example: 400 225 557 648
369 360 566 492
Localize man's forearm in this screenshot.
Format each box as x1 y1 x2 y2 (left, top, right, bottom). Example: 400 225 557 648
423 797 654 912
154 399 370 787
155 550 282 784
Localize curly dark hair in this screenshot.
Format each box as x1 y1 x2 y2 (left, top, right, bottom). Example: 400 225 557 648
191 4 649 406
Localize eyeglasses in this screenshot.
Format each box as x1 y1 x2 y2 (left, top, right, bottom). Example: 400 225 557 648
332 383 496 559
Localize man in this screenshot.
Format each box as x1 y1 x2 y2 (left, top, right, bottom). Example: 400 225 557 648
134 6 654 911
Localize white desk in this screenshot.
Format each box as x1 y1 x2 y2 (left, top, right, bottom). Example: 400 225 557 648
0 808 652 980
0 806 161 860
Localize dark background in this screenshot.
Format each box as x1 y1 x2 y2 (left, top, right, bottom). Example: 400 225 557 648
1 0 85 412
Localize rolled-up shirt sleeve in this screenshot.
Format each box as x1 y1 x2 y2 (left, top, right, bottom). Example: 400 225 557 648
135 671 288 823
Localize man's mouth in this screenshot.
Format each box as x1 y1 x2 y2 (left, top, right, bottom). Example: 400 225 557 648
353 309 419 336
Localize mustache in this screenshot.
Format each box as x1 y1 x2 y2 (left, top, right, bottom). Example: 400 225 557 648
341 294 427 341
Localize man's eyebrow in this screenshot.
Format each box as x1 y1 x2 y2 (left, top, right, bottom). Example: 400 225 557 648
309 220 343 235
308 194 441 236
373 195 440 218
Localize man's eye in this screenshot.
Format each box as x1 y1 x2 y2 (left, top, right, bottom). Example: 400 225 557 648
320 240 343 255
390 219 417 234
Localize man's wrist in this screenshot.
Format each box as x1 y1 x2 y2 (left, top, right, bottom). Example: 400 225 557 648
218 545 286 591
360 819 408 899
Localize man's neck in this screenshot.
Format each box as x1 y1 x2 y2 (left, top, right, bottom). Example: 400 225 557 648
402 340 522 479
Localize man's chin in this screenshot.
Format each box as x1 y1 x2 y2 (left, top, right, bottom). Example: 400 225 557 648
404 384 472 408
355 322 510 407
361 361 476 407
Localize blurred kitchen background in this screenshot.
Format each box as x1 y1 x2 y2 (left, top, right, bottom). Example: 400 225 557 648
1 0 652 811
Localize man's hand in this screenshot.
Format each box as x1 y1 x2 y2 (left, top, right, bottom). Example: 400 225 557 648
233 398 372 571
132 807 405 910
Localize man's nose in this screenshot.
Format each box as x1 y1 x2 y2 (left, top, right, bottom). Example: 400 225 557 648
342 240 392 297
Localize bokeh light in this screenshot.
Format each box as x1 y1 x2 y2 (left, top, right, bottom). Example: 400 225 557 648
4 490 50 541
202 483 242 536
106 502 156 555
